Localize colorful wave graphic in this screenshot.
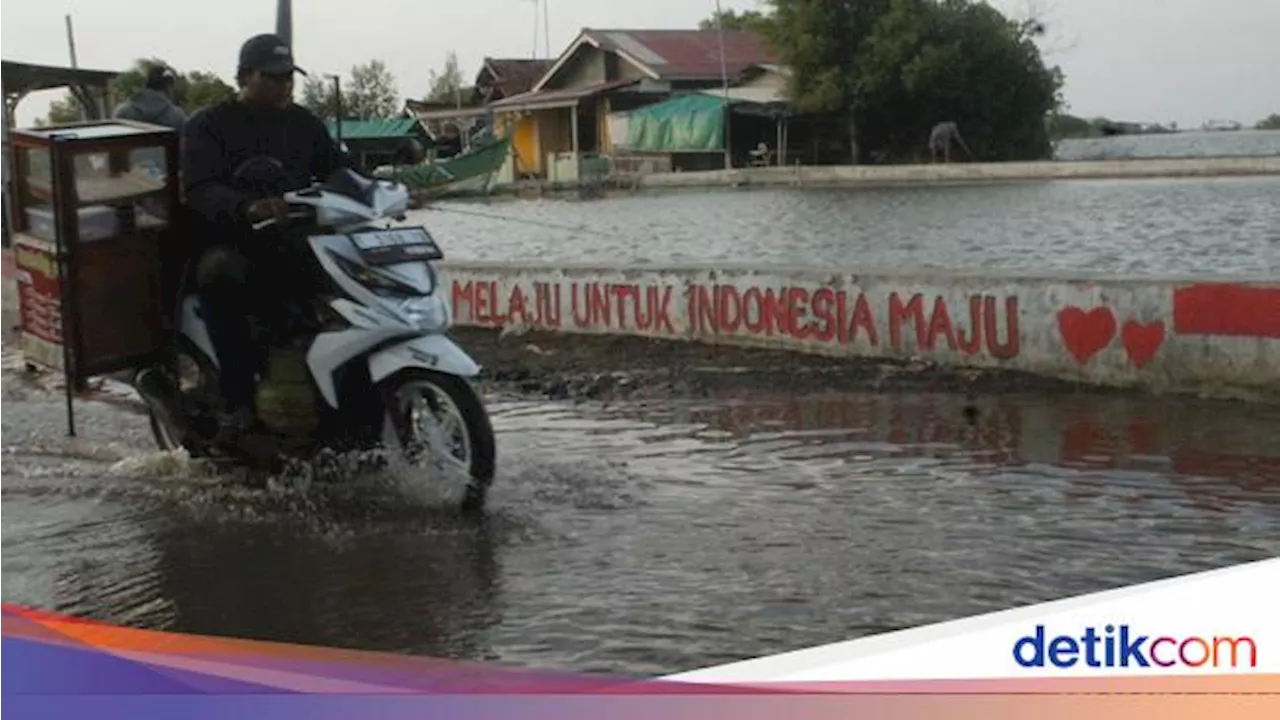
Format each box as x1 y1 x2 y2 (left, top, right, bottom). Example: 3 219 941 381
4 603 1277 719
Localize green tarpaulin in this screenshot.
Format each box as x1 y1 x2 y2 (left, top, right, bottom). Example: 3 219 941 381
624 93 727 152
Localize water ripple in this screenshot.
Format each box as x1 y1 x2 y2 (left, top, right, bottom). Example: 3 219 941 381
418 175 1280 278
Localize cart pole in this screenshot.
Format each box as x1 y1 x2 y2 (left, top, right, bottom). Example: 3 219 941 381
50 135 76 437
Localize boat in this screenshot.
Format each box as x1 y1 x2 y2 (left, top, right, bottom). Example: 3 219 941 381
373 134 511 202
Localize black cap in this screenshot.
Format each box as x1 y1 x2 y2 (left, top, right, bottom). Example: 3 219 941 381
145 64 177 90
238 33 306 76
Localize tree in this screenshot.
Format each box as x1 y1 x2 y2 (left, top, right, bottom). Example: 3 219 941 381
699 8 775 34
299 76 343 119
40 95 85 125
344 60 400 119
297 60 402 121
852 0 1063 160
180 70 237 113
765 0 1063 162
425 51 465 105
1257 114 1280 131
765 0 893 162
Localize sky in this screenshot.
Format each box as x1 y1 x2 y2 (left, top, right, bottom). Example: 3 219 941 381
2 0 1277 129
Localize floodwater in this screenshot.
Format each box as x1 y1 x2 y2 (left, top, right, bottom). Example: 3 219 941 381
417 175 1280 278
4 349 1279 677
3 166 1279 676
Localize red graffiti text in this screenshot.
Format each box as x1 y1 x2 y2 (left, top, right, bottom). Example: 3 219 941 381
687 284 1019 358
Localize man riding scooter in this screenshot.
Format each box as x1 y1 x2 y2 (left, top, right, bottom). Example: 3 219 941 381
174 33 349 450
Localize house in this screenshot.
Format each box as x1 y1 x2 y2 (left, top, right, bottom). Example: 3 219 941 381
325 118 433 172
485 28 778 180
404 98 482 159
607 62 798 171
405 57 553 160
475 58 555 104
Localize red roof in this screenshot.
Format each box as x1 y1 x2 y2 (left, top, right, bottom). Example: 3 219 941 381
581 29 776 81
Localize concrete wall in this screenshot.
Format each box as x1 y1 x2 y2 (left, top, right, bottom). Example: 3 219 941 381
7 252 1277 402
632 156 1280 189
441 262 1280 402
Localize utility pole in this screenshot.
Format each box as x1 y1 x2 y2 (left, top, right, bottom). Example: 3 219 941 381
714 0 731 169
543 0 551 58
64 14 79 68
65 14 91 120
523 0 538 58
276 0 292 46
327 74 342 148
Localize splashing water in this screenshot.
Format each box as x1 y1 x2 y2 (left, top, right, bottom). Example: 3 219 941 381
106 447 221 481
228 416 472 511
368 417 472 509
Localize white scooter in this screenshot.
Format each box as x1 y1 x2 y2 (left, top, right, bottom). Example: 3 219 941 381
134 160 496 513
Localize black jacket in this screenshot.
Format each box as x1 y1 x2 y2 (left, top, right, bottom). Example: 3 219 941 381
181 99 347 232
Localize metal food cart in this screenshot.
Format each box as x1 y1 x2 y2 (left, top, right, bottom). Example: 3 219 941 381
8 119 180 435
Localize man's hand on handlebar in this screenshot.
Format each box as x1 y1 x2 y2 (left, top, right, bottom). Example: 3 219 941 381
246 197 290 223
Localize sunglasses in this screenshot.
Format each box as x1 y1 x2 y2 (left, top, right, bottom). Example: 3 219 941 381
261 70 294 83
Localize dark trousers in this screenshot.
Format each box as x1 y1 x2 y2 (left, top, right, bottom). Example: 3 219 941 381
195 244 271 413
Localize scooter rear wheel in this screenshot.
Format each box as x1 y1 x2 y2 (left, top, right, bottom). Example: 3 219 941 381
147 341 219 458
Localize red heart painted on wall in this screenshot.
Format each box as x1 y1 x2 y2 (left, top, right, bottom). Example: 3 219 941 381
1121 320 1166 369
1057 306 1117 365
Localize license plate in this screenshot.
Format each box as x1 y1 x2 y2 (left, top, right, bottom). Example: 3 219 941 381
350 226 443 264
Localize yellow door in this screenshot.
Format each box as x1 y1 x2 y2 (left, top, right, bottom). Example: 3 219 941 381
513 114 540 176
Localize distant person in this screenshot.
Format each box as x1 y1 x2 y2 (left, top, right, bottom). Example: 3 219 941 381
929 121 974 163
114 64 188 186
114 64 187 131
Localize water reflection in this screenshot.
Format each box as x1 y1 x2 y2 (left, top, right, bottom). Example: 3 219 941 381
138 509 506 658
596 389 1280 510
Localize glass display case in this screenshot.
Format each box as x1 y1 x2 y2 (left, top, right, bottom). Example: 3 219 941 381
8 119 180 434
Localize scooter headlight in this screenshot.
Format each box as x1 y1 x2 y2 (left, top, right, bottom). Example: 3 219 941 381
399 296 446 329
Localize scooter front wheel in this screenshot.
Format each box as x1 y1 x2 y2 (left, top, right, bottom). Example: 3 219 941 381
379 368 496 515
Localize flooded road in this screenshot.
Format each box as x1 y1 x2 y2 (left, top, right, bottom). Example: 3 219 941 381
4 334 1279 676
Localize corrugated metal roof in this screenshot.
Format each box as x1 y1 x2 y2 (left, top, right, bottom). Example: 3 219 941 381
2 59 119 93
325 118 423 140
489 78 639 111
700 86 787 105
602 32 668 66
584 29 776 80
407 105 492 122
480 58 555 99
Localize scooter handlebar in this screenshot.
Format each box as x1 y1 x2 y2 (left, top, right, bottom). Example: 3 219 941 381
250 206 315 231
